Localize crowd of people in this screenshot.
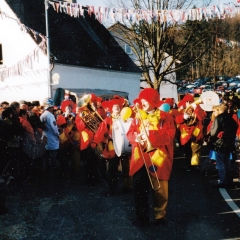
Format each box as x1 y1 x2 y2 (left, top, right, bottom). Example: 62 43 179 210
0 89 239 229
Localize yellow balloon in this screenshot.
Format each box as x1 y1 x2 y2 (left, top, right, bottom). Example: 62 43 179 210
120 107 132 121
136 109 148 120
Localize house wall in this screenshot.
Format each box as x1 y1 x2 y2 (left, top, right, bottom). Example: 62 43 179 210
0 1 141 104
51 64 141 104
0 0 49 103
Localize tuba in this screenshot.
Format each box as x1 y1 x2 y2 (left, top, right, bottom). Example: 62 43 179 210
77 94 105 158
77 94 103 133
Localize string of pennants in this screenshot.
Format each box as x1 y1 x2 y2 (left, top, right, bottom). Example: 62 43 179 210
0 10 46 41
48 0 240 25
0 10 47 82
0 41 47 82
217 38 240 48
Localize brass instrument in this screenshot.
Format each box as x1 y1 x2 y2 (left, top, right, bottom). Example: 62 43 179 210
135 105 156 153
184 98 202 126
135 105 161 190
77 94 104 157
77 94 103 133
184 91 220 125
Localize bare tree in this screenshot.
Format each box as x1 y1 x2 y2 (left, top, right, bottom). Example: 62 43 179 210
108 0 212 91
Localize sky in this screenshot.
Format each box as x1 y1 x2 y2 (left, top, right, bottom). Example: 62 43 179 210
77 0 239 7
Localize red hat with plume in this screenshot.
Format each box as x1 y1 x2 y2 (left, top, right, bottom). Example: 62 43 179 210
182 94 194 103
137 88 161 108
101 96 125 113
178 94 194 108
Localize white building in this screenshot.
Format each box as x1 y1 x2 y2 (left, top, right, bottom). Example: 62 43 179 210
0 0 141 105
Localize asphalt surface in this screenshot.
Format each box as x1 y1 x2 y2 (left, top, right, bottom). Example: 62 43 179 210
1 145 240 240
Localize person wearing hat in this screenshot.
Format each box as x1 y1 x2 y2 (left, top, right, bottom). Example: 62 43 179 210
164 98 181 149
175 94 206 171
126 88 176 227
75 105 98 186
28 100 44 135
60 93 76 114
94 95 107 120
40 98 59 173
92 96 126 196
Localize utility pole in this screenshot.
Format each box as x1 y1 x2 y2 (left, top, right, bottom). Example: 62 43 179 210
45 0 52 98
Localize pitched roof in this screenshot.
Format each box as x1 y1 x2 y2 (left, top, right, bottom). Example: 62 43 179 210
5 0 141 73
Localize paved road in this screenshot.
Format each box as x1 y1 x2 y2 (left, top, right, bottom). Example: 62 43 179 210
1 146 240 240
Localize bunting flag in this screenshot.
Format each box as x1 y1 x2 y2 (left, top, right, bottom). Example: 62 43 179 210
217 38 240 48
0 10 47 82
0 41 47 82
48 1 240 25
0 10 46 40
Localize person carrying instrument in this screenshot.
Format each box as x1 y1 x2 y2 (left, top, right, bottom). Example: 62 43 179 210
175 94 206 172
92 96 126 196
126 88 176 227
75 106 98 186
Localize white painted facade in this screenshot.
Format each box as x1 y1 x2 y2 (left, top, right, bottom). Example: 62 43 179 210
0 0 49 103
0 0 141 105
51 64 140 104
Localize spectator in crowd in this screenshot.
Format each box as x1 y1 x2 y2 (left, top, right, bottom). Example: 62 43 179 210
40 98 59 173
0 101 9 120
18 109 36 181
208 103 238 188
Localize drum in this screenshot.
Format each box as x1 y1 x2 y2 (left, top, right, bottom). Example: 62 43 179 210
112 118 132 157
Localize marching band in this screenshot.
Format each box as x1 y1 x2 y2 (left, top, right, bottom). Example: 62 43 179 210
1 89 239 224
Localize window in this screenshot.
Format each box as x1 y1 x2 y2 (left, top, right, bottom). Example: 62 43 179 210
125 44 132 54
0 44 2 65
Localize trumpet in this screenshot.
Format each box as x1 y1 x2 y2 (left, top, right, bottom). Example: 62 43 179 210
135 105 161 190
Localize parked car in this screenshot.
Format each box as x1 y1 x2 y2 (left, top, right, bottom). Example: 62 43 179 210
202 85 215 92
236 88 240 95
177 86 191 95
191 87 203 96
235 74 240 79
185 84 196 89
215 85 226 94
215 81 227 87
218 76 231 81
225 85 238 95
229 80 240 86
226 77 238 85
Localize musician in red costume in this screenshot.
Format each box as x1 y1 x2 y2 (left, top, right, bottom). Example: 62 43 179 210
175 94 206 171
126 88 176 227
61 93 76 113
75 106 97 186
91 94 107 120
92 96 126 196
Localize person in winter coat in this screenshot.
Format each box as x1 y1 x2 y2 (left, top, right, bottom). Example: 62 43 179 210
208 103 238 188
40 98 59 172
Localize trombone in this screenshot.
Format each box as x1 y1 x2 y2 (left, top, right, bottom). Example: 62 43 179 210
135 104 161 190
